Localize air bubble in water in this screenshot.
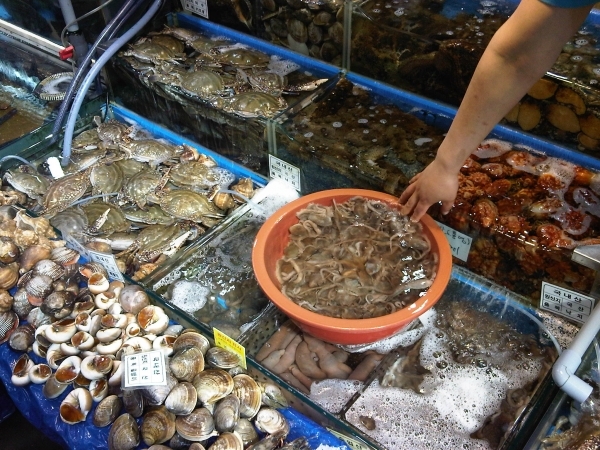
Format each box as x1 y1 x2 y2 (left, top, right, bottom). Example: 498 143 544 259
332 122 342 128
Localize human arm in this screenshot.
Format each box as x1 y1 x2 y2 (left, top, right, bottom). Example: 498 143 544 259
399 0 593 222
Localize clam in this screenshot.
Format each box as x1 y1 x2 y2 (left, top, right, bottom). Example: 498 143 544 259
119 336 153 356
72 300 96 317
42 374 70 399
137 305 169 335
45 317 77 343
259 381 289 409
46 342 67 369
40 290 75 319
96 327 123 343
11 287 33 319
93 394 123 427
109 360 124 386
254 407 290 438
8 323 35 351
28 363 52 384
32 259 65 280
287 18 308 43
108 413 140 450
125 322 142 338
164 381 197 415
24 274 53 305
153 334 176 356
81 354 114 380
59 387 93 424
206 346 240 369
214 394 240 433
60 340 81 356
141 405 177 446
170 346 205 382
26 306 51 328
88 272 110 295
95 292 118 310
55 355 82 383
19 245 52 274
0 263 18 291
11 353 33 386
119 284 149 314
233 418 259 447
79 261 109 279
50 246 80 266
0 236 19 263
233 374 262 419
192 368 234 405
101 312 128 328
33 341 49 358
122 387 145 418
164 324 184 337
73 371 92 390
209 432 244 450
141 370 178 406
175 407 217 442
172 330 210 354
89 377 109 402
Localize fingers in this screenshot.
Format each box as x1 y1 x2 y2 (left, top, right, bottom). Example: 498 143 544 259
410 202 429 223
398 182 416 206
440 200 454 215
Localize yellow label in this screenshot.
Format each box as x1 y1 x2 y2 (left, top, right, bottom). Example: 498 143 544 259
327 428 373 450
213 328 247 369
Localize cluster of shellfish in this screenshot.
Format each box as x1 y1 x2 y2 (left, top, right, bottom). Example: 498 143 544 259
259 0 345 65
2 116 258 280
255 321 385 395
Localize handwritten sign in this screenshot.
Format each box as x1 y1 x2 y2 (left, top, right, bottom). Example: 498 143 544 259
269 155 301 192
181 0 208 18
434 221 472 262
540 282 595 325
214 328 247 369
122 350 167 388
87 249 124 282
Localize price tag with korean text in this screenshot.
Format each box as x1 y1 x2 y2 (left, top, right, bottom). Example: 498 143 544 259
214 328 247 369
62 232 91 261
122 350 167 388
540 282 595 325
434 221 472 262
181 0 208 18
327 428 373 450
87 249 125 281
269 155 301 192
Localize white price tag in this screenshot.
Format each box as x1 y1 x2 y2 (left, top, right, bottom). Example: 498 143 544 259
540 281 595 325
181 0 208 18
327 428 373 450
87 249 124 281
269 155 301 192
62 232 91 261
434 221 472 262
122 350 167 388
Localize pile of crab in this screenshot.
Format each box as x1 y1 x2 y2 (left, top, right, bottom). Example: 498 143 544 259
2 116 258 280
116 25 328 119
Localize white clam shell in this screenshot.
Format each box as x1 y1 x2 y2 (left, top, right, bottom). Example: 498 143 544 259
108 303 123 316
32 340 48 358
81 354 114 380
71 330 95 351
153 334 176 356
89 377 109 402
108 360 123 386
60 341 81 356
43 374 70 399
45 317 77 343
96 337 123 355
101 313 127 329
28 363 52 384
96 327 123 343
95 292 117 310
121 336 152 354
60 388 93 424
125 322 141 338
137 305 169 335
55 355 82 384
46 342 66 369
75 312 91 332
88 273 110 295
11 354 33 386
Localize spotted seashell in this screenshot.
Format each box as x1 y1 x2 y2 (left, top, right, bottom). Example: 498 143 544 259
93 394 122 428
175 407 216 442
206 346 240 369
11 288 33 319
40 290 75 319
108 413 140 450
8 322 35 351
50 246 80 266
192 369 234 405
32 259 65 281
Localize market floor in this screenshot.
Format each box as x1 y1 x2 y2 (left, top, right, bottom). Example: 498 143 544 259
0 409 65 450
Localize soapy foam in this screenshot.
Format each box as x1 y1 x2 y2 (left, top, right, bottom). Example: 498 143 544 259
167 279 210 314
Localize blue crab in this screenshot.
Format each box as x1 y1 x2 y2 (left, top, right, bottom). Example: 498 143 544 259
211 91 287 118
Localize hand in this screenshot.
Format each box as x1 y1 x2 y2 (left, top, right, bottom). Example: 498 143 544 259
399 158 459 222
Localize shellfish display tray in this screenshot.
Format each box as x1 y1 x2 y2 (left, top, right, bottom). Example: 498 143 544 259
1 102 267 282
107 12 341 177
349 0 600 153
240 265 580 450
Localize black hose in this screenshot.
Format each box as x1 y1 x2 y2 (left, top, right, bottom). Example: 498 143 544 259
50 0 148 144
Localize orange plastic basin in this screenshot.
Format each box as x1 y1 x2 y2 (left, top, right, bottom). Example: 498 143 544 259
252 189 452 345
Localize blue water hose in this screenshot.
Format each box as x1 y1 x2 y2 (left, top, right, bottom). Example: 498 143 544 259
50 0 147 145
61 0 163 166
